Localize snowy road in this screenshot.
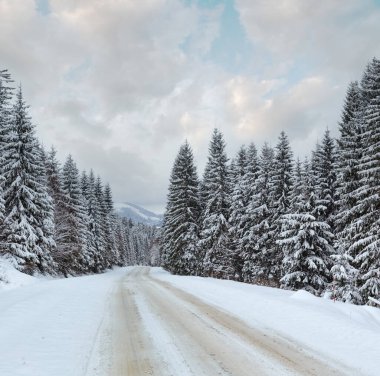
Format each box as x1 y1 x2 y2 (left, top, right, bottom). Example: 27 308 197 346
99 267 345 376
2 266 377 376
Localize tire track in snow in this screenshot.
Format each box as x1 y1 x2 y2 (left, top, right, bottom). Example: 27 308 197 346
103 267 349 375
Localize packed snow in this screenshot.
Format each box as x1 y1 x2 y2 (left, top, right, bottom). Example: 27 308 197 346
153 268 380 376
1 265 380 376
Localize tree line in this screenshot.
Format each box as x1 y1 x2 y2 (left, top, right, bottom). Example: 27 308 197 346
161 57 380 305
0 70 156 277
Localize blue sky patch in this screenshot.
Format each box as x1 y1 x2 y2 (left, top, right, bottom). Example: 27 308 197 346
35 0 51 16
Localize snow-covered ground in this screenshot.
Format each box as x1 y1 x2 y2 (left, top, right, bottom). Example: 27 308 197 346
154 268 380 376
1 263 379 375
0 258 128 376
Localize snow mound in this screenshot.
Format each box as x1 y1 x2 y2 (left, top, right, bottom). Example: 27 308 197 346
290 289 318 302
0 257 37 291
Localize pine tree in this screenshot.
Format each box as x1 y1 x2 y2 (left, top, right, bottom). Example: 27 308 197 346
45 147 67 266
271 131 294 283
0 69 13 149
82 170 106 272
228 146 248 280
94 176 116 268
314 130 338 230
103 182 119 264
199 129 232 278
332 81 363 303
0 70 13 253
60 155 93 274
350 58 380 303
290 158 303 212
279 159 333 295
161 141 201 275
1 88 55 273
241 143 275 284
114 216 128 266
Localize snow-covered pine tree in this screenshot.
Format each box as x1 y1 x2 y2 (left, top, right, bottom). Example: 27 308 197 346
44 147 68 269
114 215 128 266
271 131 294 283
82 170 106 272
161 141 201 275
350 58 380 304
0 70 13 252
103 183 119 264
0 69 14 149
278 158 334 295
332 81 363 303
228 146 248 280
122 219 134 265
94 176 117 268
314 129 338 231
199 129 232 278
241 143 275 284
1 87 55 274
60 155 94 274
290 158 303 212
34 144 57 273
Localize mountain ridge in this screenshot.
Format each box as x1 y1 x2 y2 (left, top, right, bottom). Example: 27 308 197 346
115 202 163 226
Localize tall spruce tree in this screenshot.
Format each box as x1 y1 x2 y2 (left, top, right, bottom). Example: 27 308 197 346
161 141 201 275
0 70 13 256
1 88 55 273
241 143 275 284
314 130 338 230
199 129 232 278
94 176 116 268
103 182 119 264
228 146 248 280
81 170 105 272
60 155 93 274
271 131 294 283
350 58 380 303
332 81 363 303
279 159 333 295
44 147 67 268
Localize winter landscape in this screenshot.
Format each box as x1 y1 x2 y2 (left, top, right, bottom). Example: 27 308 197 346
1 1 380 375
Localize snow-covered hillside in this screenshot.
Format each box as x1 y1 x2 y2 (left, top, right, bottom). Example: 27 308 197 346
115 202 163 226
1 265 379 376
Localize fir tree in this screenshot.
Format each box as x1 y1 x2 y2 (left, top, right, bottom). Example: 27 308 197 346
44 147 67 265
228 146 248 280
82 170 105 272
199 129 232 278
314 130 338 230
161 141 201 275
279 159 333 295
271 131 294 282
1 88 55 273
332 81 363 303
0 70 13 253
60 155 93 274
351 58 380 303
241 143 275 284
94 176 116 268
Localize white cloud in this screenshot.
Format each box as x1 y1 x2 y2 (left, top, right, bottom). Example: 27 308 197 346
1 0 379 211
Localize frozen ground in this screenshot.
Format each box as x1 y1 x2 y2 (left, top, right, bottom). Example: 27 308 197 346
0 262 379 375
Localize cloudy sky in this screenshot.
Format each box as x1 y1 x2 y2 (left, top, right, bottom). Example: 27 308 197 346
1 0 380 212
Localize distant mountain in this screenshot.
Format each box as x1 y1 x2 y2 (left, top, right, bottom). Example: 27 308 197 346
115 202 163 226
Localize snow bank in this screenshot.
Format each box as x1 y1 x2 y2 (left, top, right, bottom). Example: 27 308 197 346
0 257 37 290
153 268 380 376
0 266 128 376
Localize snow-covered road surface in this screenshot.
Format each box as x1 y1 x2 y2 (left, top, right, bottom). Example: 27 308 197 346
1 265 379 375
105 267 345 376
